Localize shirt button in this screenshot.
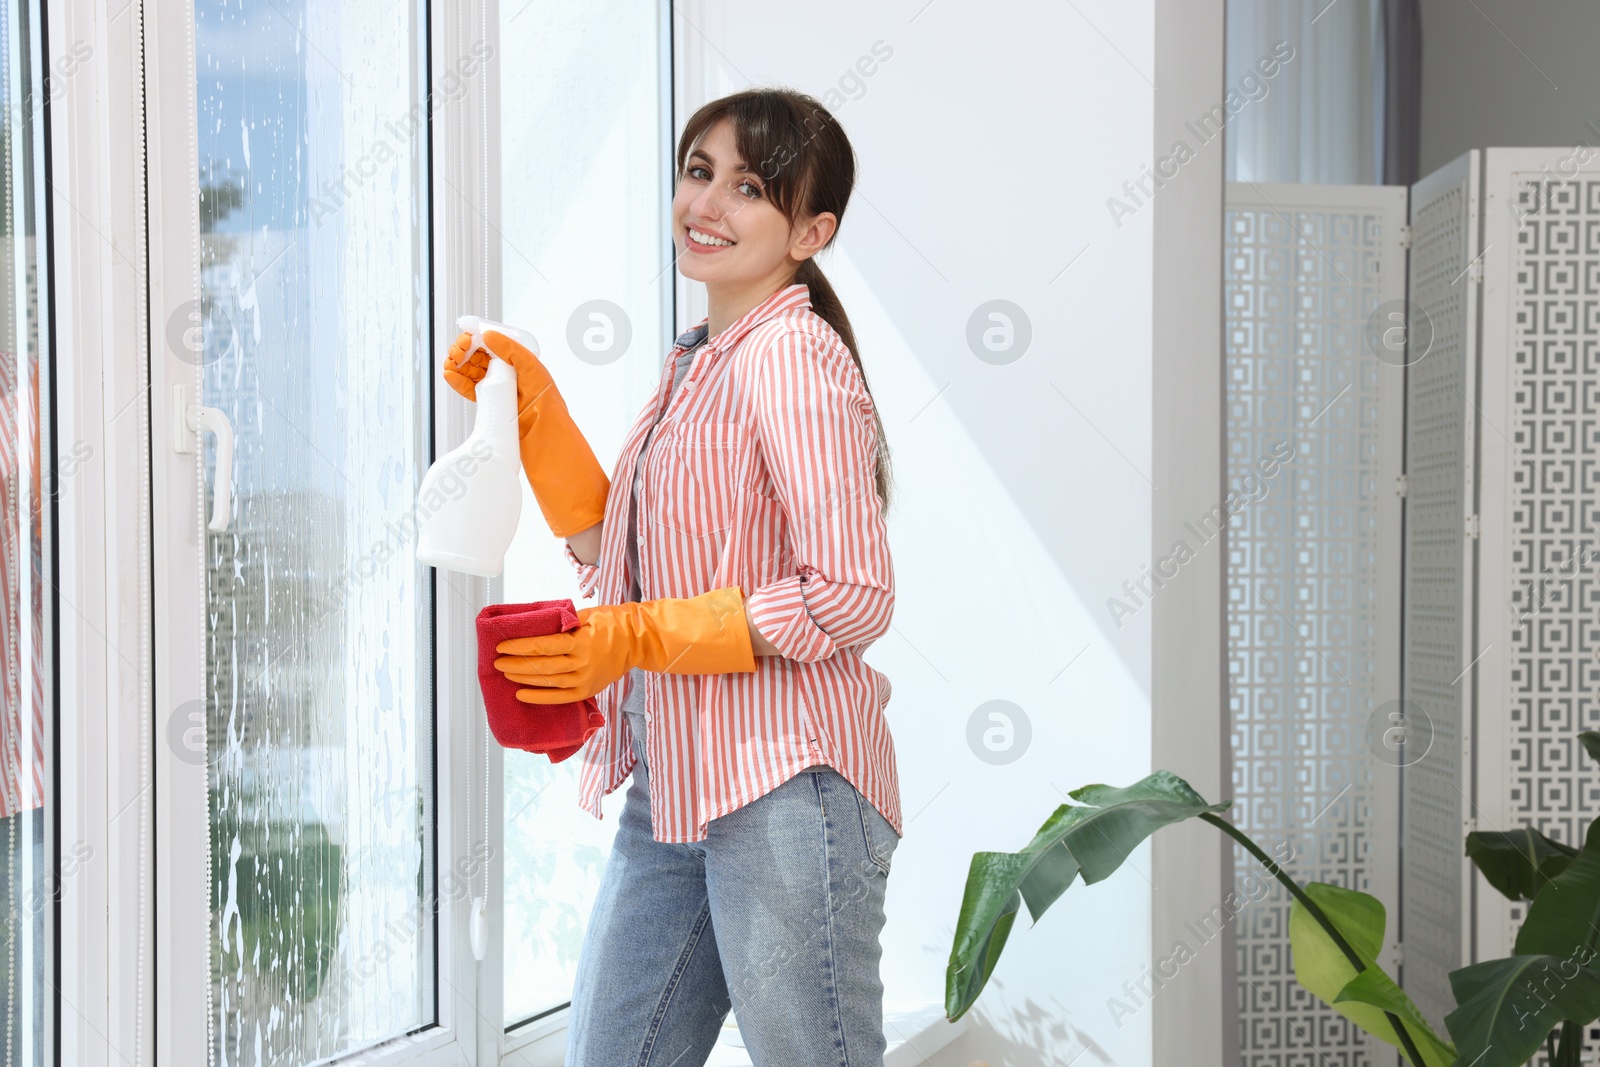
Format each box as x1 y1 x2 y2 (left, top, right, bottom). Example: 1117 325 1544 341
637 535 646 546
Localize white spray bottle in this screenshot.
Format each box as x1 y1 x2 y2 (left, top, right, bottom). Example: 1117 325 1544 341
415 315 534 577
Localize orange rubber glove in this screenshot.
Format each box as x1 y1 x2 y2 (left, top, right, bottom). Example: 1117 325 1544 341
493 586 757 704
443 327 609 538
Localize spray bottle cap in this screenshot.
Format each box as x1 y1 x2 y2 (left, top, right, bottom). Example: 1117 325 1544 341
456 314 540 360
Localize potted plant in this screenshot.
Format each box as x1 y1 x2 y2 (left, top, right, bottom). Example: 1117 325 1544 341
946 731 1600 1066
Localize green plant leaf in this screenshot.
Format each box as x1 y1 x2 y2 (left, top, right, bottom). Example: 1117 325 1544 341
1333 969 1457 1067
1514 814 1600 960
1445 956 1600 1067
1466 829 1579 903
944 771 1230 1021
944 851 1029 1021
1288 882 1454 1067
1578 730 1600 766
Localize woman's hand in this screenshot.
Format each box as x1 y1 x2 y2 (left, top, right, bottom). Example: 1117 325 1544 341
441 330 488 400
442 329 556 437
493 604 636 703
494 587 758 703
441 325 610 538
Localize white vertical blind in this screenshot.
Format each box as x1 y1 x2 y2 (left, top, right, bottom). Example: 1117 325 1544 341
1225 0 1385 184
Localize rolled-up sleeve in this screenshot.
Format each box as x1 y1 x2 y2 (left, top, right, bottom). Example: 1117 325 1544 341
742 327 894 663
563 540 600 601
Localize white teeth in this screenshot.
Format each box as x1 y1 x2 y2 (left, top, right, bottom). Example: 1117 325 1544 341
690 228 733 247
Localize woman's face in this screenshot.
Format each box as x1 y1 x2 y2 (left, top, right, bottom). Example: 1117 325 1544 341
672 117 833 288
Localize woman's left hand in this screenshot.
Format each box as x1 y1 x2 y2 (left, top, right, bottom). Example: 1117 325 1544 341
494 587 758 704
494 605 636 704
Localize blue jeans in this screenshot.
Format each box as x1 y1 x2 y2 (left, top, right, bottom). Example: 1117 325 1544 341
565 710 899 1066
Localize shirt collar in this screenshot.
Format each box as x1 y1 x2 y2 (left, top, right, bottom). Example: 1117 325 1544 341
672 323 709 351
672 282 812 356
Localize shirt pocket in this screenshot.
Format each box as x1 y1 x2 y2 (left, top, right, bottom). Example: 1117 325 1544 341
650 421 747 539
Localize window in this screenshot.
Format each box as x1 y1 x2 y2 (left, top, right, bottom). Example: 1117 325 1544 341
193 1 436 1060
0 0 51 1062
497 0 669 1028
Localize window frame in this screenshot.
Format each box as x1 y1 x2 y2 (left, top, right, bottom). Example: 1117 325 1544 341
52 0 677 1062
136 0 475 1062
483 0 674 1059
49 0 148 1060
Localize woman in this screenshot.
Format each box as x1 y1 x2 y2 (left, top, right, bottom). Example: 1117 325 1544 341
446 88 899 1066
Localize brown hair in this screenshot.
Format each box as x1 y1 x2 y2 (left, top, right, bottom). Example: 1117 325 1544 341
676 88 894 515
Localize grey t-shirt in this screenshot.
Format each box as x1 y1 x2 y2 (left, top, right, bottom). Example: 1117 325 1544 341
621 328 708 744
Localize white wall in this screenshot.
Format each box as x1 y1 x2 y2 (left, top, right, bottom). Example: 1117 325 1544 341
674 2 1158 1062
1150 2 1231 1064
1418 0 1600 177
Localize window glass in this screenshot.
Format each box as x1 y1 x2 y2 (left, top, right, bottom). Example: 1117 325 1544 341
498 0 667 1027
194 2 435 1060
0 0 52 1061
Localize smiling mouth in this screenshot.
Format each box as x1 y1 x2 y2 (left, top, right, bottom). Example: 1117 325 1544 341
687 227 736 249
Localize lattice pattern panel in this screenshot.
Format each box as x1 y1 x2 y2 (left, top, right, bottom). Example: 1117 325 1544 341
1225 198 1399 1067
1501 174 1600 942
1400 167 1471 1033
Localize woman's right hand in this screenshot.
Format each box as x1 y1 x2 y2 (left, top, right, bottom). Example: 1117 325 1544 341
441 325 608 538
442 329 491 401
443 328 559 440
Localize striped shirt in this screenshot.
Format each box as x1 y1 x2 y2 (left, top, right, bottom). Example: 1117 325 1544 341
617 336 702 729
562 282 900 843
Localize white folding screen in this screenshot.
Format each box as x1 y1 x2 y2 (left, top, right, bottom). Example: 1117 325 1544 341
1398 149 1479 1034
1476 150 1600 961
1408 151 1478 1036
1223 183 1406 1067
1399 147 1600 1051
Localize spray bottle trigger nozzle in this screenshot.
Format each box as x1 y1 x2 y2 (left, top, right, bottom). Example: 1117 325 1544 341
456 314 540 363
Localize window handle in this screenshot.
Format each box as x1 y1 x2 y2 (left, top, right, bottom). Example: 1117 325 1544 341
172 384 235 532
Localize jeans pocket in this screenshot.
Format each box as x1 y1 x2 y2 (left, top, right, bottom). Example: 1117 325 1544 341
853 789 898 877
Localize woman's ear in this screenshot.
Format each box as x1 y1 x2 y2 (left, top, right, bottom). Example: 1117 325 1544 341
791 211 838 262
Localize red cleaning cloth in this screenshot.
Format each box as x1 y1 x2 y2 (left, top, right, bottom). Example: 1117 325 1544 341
476 599 605 762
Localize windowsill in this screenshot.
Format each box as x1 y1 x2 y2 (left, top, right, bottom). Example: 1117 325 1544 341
703 1003 969 1066
505 1000 968 1065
